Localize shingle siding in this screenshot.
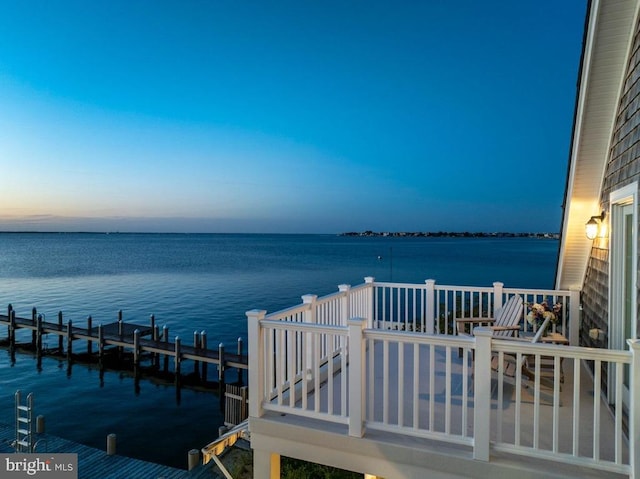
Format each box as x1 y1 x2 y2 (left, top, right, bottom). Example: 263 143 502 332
582 15 640 348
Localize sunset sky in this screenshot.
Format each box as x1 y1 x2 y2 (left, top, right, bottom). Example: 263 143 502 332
0 1 587 233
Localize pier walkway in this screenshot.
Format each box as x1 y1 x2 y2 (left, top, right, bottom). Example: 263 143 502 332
0 422 241 478
0 307 248 373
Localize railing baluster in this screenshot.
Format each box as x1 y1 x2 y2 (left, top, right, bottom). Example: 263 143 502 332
572 358 581 457
593 359 601 461
383 339 389 425
429 345 435 431
445 346 451 435
616 362 623 465
413 342 419 429
553 356 561 453
314 332 321 414
398 340 404 427
368 338 374 421
327 332 333 415
515 352 522 447
341 332 347 417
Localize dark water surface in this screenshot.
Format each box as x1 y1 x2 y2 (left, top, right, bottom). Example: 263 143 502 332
0 233 558 467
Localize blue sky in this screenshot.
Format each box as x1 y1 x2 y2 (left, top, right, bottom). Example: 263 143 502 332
0 1 587 233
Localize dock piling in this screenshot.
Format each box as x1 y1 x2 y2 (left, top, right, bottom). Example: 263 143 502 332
87 316 92 355
187 449 200 471
117 310 123 359
9 308 15 347
107 434 117 456
218 343 225 383
163 326 169 374
153 324 160 369
31 307 37 349
98 323 104 367
7 304 12 337
36 415 45 434
174 336 181 385
36 314 43 356
201 331 208 382
193 331 200 377
66 320 73 360
219 343 225 410
133 329 140 366
58 312 63 353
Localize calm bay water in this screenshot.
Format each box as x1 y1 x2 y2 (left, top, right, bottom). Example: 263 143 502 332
0 233 558 468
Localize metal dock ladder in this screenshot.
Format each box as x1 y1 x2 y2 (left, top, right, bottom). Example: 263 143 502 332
15 390 34 452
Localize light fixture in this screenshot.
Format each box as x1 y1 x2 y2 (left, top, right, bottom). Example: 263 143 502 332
585 212 605 240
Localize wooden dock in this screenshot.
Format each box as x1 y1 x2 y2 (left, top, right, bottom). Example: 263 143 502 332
0 422 241 478
0 306 248 378
0 305 250 426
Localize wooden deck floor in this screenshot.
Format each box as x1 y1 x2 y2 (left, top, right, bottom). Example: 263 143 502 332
276 341 625 471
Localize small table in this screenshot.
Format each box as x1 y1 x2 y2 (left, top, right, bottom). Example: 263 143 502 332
537 332 568 384
540 332 569 345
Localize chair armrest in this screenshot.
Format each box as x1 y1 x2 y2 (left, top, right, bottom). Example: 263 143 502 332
491 325 520 331
454 317 495 324
493 336 529 343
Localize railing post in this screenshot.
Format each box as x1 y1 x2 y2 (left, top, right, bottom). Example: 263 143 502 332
364 277 375 329
348 317 366 438
302 295 317 375
473 327 492 461
247 309 267 419
301 295 317 323
569 288 581 346
628 339 640 478
492 282 504 313
338 284 351 326
425 279 436 334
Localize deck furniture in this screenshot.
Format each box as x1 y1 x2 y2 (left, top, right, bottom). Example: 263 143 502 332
492 317 561 403
455 295 524 338
455 295 523 357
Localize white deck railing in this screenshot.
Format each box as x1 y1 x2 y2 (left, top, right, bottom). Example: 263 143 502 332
247 278 639 476
258 277 580 344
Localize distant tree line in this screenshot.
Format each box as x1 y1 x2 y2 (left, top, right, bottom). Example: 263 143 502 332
340 231 559 239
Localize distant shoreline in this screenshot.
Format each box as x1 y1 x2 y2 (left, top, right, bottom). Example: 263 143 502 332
340 231 560 239
0 230 560 239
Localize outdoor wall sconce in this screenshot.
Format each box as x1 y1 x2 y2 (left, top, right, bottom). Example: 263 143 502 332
585 212 606 240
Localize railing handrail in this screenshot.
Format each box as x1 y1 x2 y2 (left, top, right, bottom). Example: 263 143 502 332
264 303 308 320
493 337 631 362
503 286 573 296
260 318 345 335
365 328 473 348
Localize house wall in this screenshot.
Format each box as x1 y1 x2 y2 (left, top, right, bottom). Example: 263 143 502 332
582 15 640 348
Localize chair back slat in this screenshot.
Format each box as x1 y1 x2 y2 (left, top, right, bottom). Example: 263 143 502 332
493 295 523 337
